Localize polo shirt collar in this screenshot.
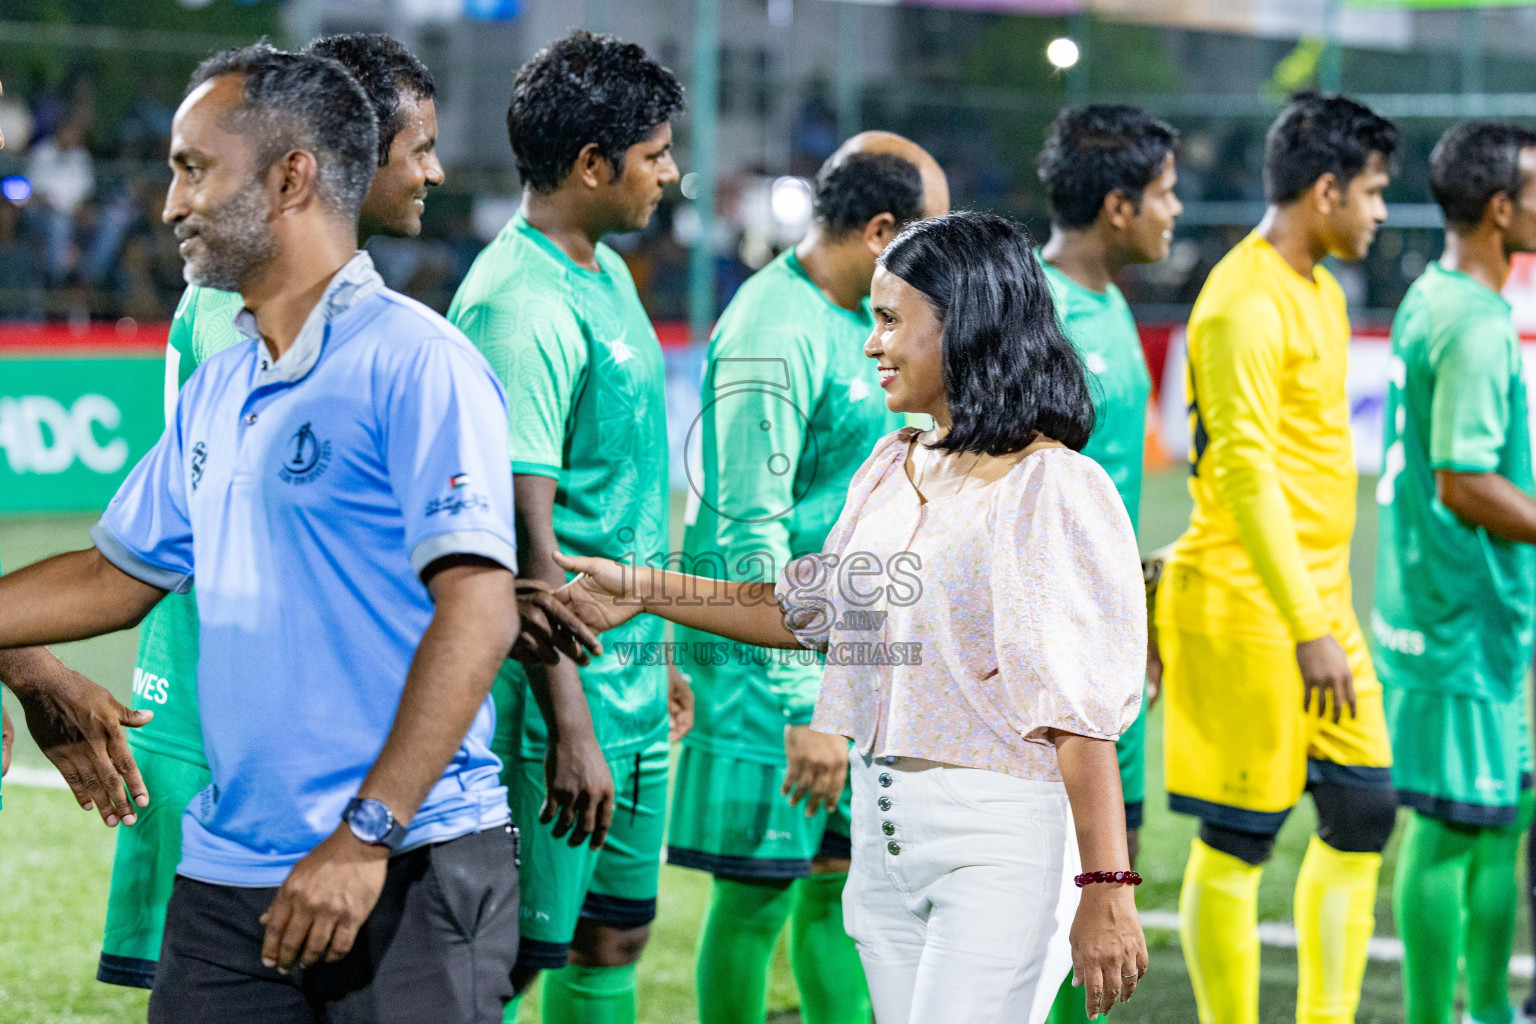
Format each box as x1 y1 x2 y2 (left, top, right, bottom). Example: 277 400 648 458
235 251 385 386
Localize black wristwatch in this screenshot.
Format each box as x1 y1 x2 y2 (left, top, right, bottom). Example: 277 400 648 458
342 797 408 852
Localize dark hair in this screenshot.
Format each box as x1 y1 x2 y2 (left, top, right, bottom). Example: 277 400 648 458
303 33 435 168
507 30 684 192
1037 105 1179 229
189 43 378 217
1430 121 1536 229
878 212 1095 456
1264 91 1399 204
812 152 925 236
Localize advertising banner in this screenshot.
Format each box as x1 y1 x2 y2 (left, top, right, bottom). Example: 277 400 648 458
0 352 165 514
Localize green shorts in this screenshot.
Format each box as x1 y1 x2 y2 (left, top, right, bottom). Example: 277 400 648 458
1118 688 1147 830
1386 682 1532 826
98 746 211 988
505 735 669 972
667 745 853 879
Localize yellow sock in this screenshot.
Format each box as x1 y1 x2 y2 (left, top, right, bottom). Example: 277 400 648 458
1180 838 1262 1024
1294 834 1381 1024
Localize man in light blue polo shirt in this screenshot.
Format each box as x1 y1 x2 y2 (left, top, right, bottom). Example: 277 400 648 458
0 46 528 1022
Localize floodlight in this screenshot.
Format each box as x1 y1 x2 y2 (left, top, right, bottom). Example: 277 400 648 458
1047 37 1080 70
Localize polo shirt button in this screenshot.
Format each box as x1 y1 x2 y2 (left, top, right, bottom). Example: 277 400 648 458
880 755 899 766
245 413 258 425
877 796 891 811
887 841 901 856
878 773 893 788
881 821 895 836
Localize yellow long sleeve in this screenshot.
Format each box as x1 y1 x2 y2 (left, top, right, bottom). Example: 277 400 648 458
1191 298 1331 641
1169 232 1358 644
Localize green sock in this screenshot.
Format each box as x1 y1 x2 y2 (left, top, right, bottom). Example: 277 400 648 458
1464 791 1536 1024
1395 810 1476 1024
541 963 636 1024
696 876 798 1024
504 992 523 1023
788 873 870 1024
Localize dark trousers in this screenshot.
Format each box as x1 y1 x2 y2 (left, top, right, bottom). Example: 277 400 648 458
149 825 520 1024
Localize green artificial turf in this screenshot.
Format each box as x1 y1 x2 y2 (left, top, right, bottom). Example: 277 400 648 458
0 475 1529 1022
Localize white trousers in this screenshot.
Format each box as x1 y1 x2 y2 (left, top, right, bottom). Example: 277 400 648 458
843 751 1081 1024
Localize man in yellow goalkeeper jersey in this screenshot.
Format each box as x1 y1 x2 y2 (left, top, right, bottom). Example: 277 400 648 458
1156 92 1400 1024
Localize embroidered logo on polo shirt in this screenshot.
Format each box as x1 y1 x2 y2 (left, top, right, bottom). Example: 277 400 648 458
190 441 208 492
279 421 332 485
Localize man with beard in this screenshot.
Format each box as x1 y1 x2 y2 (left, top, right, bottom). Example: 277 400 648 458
0 45 533 1021
95 32 451 993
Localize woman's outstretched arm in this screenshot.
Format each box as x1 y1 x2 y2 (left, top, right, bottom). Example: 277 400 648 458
553 553 804 649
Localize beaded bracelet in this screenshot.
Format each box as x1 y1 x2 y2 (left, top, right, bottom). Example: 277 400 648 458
1074 870 1143 888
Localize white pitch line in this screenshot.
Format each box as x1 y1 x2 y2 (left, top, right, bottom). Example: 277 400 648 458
9 769 1536 982
4 764 70 790
1141 909 1536 979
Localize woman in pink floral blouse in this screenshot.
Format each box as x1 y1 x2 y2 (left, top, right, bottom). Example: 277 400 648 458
555 211 1149 1023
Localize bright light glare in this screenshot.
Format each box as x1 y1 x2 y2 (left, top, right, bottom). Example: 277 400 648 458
1046 37 1080 70
770 176 813 228
0 175 31 204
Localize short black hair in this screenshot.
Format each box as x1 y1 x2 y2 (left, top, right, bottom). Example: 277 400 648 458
1038 105 1179 229
1430 121 1536 229
189 43 378 217
507 30 684 192
1264 91 1400 205
303 32 435 167
812 152 925 237
878 211 1095 456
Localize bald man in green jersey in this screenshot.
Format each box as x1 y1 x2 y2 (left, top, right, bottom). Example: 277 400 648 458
1034 105 1181 1024
673 132 948 1024
97 33 446 988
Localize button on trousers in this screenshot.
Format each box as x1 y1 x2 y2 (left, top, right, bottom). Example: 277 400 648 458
843 751 1080 1024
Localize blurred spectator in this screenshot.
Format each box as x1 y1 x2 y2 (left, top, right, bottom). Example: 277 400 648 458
115 74 176 160
0 200 44 321
28 115 95 283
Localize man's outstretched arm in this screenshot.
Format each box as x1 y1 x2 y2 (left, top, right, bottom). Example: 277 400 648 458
0 548 165 648
1 646 153 826
0 551 162 824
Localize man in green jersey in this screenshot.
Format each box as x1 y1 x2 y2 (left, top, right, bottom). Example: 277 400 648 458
1034 104 1181 1024
98 33 448 989
1373 122 1536 1024
447 31 683 1024
672 131 947 1024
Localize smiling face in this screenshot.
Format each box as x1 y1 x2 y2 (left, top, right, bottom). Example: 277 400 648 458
162 74 278 291
359 93 443 239
1123 152 1183 263
602 121 679 233
867 265 948 423
1322 151 1391 261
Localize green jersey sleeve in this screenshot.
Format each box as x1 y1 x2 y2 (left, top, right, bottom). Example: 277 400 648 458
1430 317 1516 474
706 328 826 722
453 295 589 478
168 286 200 389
